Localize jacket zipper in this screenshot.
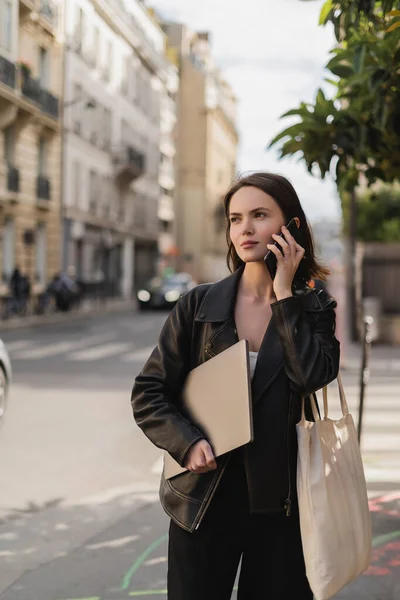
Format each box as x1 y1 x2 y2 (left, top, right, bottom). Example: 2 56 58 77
284 392 293 517
194 457 229 530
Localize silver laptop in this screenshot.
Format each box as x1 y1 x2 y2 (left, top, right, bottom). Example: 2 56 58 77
164 339 253 479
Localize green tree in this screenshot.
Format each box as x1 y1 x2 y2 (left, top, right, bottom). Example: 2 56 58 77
342 184 400 241
269 1 400 337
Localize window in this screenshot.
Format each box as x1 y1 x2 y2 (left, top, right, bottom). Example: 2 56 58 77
38 137 47 176
35 223 47 285
102 107 112 151
73 160 81 208
89 169 97 213
0 0 13 52
3 125 15 165
73 83 82 134
105 40 112 81
2 217 14 281
121 56 129 95
93 27 100 68
39 47 49 90
74 7 84 52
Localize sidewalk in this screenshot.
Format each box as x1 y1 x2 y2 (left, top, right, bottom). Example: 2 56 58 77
0 297 137 331
342 341 400 372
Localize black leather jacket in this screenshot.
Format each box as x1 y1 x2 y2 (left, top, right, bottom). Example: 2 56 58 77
131 267 340 532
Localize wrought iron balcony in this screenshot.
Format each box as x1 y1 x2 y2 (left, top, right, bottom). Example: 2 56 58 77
21 73 41 104
7 166 20 193
21 73 59 119
36 175 51 200
40 89 59 118
0 56 16 89
113 145 146 183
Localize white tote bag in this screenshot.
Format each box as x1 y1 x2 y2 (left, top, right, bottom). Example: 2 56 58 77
296 374 372 600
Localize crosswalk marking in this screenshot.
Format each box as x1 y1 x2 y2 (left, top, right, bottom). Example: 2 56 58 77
5 340 34 352
122 346 155 363
68 342 132 361
16 341 83 359
12 333 117 360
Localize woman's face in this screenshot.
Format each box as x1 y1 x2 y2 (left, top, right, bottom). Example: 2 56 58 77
228 186 286 264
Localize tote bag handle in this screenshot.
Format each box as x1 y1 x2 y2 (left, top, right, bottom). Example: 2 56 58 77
301 373 350 422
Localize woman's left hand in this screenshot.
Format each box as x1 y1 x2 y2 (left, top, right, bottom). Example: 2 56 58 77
267 225 305 300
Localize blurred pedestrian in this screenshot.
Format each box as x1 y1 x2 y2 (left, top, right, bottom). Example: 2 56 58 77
131 172 340 599
52 266 79 312
9 267 30 315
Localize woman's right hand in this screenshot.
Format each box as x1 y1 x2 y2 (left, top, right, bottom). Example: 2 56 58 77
185 440 217 474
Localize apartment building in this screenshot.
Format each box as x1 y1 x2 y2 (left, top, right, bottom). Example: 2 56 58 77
0 0 62 295
158 59 178 270
164 24 239 283
62 0 171 297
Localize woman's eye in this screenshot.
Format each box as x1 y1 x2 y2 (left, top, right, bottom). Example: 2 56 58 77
230 217 239 223
255 212 266 218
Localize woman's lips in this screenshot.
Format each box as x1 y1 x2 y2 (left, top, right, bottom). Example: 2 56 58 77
241 241 259 248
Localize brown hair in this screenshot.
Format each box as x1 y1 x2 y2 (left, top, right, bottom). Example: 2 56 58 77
224 172 330 286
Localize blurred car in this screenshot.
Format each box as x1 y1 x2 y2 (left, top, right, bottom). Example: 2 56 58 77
0 339 12 427
136 273 197 310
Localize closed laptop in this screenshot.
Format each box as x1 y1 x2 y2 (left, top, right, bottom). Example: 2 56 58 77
164 339 253 479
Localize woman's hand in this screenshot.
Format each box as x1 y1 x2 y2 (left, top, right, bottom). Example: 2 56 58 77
185 440 217 474
267 225 305 300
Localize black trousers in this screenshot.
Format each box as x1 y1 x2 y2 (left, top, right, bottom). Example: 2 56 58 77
168 458 313 600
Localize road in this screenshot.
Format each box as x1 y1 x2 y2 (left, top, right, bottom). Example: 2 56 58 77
0 309 399 599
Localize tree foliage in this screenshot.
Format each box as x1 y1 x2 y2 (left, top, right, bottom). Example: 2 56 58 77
342 184 400 241
319 1 400 40
269 1 400 197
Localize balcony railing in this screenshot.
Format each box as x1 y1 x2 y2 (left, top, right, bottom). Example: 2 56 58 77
37 175 51 200
20 73 59 119
21 73 41 104
7 166 20 193
113 145 146 183
40 89 59 118
0 56 16 89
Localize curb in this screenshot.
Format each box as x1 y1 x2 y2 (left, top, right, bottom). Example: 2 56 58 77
0 300 138 332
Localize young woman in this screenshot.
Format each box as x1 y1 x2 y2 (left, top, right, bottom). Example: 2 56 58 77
131 172 340 600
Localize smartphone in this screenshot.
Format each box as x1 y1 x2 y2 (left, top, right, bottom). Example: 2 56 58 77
264 217 301 280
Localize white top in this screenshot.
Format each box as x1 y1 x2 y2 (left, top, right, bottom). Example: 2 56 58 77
249 351 258 380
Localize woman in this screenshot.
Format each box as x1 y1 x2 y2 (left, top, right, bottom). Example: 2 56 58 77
131 172 340 600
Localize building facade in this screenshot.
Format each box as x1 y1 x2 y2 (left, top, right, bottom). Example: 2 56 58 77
62 0 171 297
164 24 238 283
157 58 178 272
0 0 63 297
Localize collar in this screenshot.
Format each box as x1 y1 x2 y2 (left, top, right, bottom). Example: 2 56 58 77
195 267 244 322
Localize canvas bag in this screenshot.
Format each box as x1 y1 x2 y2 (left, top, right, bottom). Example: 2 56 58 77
296 374 372 600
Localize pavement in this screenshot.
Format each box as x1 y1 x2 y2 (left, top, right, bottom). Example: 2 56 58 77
0 308 398 599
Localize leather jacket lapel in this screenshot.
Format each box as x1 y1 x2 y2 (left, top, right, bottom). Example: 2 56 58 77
251 317 285 404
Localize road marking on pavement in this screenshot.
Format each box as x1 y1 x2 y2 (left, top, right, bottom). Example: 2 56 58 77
120 534 168 591
122 346 155 363
68 342 132 361
4 340 34 352
129 592 167 597
12 333 117 360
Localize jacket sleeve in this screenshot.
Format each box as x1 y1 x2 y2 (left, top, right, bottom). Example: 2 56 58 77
131 295 204 467
270 290 340 395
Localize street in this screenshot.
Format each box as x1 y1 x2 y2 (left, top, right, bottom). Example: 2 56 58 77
0 309 399 599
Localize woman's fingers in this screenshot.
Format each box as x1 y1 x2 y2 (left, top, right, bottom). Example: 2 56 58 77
203 445 217 470
267 243 284 261
272 233 289 256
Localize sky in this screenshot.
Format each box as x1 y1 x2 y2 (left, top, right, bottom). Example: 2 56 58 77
151 0 342 223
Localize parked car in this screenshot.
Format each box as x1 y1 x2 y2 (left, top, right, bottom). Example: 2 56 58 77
0 339 12 427
136 273 196 310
